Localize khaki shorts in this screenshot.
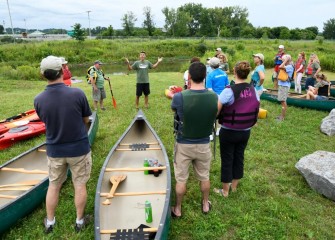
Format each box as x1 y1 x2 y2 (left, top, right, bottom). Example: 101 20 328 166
92 87 106 101
47 151 92 186
278 85 289 101
173 143 212 183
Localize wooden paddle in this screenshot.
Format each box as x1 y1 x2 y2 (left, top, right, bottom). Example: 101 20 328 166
102 174 127 205
0 179 40 188
1 167 48 175
0 186 32 191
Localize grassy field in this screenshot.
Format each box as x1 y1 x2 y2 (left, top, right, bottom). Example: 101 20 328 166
0 70 334 239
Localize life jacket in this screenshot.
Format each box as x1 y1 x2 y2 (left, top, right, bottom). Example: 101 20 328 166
86 66 104 83
274 52 285 66
306 63 313 75
175 90 217 139
218 83 259 129
295 59 305 73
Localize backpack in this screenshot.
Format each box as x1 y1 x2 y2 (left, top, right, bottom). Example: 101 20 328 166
86 66 104 84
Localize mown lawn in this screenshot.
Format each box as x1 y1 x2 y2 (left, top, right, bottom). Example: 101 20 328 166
0 70 334 240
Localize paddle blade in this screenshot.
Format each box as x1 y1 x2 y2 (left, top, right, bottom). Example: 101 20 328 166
112 97 117 109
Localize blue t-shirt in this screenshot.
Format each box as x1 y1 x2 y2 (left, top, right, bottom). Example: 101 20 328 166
251 65 265 91
34 83 92 157
171 90 210 144
206 68 229 95
278 65 293 87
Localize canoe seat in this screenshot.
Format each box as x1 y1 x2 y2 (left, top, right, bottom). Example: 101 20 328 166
110 226 155 240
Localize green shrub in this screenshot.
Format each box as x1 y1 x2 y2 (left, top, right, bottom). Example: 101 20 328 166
235 43 245 51
16 65 40 80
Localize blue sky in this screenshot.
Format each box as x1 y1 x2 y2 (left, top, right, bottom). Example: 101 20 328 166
0 0 334 31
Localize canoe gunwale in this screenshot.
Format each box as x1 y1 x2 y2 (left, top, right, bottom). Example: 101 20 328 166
94 110 171 240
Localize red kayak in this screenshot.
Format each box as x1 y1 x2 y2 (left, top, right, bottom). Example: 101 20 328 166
0 121 46 150
0 109 40 135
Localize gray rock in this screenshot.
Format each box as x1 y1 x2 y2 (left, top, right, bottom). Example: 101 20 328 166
320 109 335 136
295 151 335 201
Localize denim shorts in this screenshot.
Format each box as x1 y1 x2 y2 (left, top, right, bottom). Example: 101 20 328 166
315 95 328 101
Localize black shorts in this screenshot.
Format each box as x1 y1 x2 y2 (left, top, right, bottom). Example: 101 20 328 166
136 83 150 96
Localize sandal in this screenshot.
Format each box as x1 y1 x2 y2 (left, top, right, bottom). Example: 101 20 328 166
201 200 212 214
214 188 229 198
171 206 181 219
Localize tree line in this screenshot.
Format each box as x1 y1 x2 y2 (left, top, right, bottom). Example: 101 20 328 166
1 3 335 40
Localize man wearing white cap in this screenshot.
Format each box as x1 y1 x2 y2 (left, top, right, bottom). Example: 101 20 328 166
215 47 222 57
34 55 92 233
273 45 285 89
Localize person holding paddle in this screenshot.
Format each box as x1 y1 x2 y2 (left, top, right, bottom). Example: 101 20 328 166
89 60 110 111
34 55 92 233
125 51 163 109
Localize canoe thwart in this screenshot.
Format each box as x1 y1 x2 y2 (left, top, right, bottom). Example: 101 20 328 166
115 147 161 151
0 186 32 191
0 194 17 199
105 166 167 172
100 227 158 234
0 179 41 188
37 149 46 152
100 190 166 197
0 167 48 175
119 142 159 146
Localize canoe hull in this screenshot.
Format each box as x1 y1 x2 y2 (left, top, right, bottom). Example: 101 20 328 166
0 112 98 235
261 90 335 111
95 110 171 240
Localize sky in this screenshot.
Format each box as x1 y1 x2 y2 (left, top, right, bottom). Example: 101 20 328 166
0 0 334 32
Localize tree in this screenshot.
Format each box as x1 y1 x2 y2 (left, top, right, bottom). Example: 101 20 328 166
101 25 114 37
121 11 137 36
323 18 335 39
279 27 290 39
174 10 191 37
142 6 155 36
178 3 204 36
71 23 86 41
0 25 4 34
305 26 318 36
162 7 177 36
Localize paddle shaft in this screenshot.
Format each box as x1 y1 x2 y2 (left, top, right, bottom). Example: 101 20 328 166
105 166 166 172
1 167 48 175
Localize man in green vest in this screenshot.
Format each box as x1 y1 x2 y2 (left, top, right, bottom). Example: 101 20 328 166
171 62 218 217
125 51 163 109
89 60 109 111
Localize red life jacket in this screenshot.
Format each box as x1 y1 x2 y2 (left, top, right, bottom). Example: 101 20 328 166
218 83 259 129
306 63 313 75
295 59 305 73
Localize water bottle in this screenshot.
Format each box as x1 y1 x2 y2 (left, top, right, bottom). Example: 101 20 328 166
145 200 153 223
144 158 149 175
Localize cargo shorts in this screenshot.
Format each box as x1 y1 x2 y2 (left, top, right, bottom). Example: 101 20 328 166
47 151 92 186
92 87 106 101
173 143 212 183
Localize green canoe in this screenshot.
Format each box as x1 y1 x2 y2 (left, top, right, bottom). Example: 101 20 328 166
261 89 335 111
94 110 171 240
0 111 98 235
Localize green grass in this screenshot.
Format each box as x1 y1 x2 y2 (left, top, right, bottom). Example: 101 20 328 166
0 70 334 240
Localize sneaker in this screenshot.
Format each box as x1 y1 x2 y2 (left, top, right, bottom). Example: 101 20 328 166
209 135 213 141
44 218 54 234
74 214 92 233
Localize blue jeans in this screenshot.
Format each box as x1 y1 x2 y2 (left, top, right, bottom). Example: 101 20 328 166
305 77 315 90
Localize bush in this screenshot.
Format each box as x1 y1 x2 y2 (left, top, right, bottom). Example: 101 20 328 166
235 43 245 51
16 65 40 80
197 43 207 56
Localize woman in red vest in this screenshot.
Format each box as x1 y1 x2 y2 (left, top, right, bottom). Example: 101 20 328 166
294 52 306 93
61 57 72 87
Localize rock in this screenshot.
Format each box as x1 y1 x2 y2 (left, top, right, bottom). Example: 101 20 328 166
320 109 335 136
295 151 335 201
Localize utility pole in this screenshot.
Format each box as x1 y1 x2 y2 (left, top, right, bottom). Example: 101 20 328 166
3 20 6 34
87 10 91 38
6 0 15 40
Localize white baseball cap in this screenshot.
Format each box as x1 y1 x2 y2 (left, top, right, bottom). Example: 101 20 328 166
209 57 220 67
278 45 284 49
40 56 62 74
216 48 222 51
253 53 264 61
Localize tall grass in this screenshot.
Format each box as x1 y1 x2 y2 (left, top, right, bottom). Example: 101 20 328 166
0 69 334 239
1 39 335 81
